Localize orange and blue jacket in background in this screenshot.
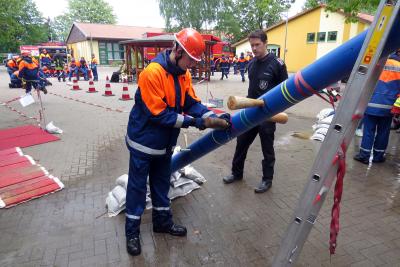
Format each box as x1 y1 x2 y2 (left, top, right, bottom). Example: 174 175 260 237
126 50 216 157
6 59 18 72
238 56 248 71
366 56 400 117
18 56 39 81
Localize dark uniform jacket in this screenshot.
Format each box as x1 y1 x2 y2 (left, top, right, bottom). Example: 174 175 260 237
247 53 288 99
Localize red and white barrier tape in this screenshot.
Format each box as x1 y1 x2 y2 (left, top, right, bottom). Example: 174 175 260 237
48 92 128 113
1 101 41 125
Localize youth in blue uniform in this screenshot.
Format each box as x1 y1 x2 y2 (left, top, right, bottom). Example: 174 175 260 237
124 28 230 256
354 54 400 164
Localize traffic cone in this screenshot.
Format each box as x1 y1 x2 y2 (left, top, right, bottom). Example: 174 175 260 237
86 79 98 93
71 77 81 91
119 80 133 101
103 76 114 96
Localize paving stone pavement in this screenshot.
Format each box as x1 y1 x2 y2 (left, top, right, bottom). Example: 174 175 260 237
0 67 400 267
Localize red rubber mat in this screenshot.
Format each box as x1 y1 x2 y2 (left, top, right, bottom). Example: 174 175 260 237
0 147 64 208
0 125 59 150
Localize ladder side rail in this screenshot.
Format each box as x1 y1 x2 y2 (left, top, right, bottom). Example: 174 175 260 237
273 1 400 266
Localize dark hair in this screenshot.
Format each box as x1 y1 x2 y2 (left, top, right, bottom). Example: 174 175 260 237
248 30 268 43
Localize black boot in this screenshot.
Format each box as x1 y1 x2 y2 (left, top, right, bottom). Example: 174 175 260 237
153 223 187 236
353 154 369 164
254 180 272 193
126 236 141 256
223 174 242 184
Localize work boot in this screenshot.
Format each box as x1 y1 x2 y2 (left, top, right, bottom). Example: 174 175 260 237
372 157 386 163
153 223 187 236
126 236 141 256
353 154 369 164
223 174 242 184
254 180 272 193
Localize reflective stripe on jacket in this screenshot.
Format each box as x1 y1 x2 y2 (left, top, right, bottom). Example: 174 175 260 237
366 58 400 117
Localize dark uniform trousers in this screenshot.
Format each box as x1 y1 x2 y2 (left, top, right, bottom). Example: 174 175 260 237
125 152 173 238
232 121 276 181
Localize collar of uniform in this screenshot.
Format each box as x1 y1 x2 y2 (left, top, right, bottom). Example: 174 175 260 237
257 52 272 63
165 50 186 76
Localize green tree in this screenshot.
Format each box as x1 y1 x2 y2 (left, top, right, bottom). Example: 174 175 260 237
216 0 290 42
303 0 379 21
157 0 290 43
157 0 223 32
0 0 48 52
51 0 117 41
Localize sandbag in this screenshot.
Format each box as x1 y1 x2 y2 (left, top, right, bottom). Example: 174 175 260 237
105 192 125 217
116 174 128 190
111 185 126 207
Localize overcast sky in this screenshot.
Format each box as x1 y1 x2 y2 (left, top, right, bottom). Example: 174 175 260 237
33 0 306 28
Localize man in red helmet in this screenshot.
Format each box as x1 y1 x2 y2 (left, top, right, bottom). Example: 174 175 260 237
124 28 231 256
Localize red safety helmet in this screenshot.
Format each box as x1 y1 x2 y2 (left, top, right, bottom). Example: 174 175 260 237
174 28 205 62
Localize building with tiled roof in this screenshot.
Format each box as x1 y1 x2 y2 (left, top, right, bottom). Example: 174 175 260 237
66 22 164 65
233 5 373 72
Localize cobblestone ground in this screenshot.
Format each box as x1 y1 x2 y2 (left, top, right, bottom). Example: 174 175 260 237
0 67 399 267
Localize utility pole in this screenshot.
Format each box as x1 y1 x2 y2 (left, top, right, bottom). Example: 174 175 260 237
283 0 295 62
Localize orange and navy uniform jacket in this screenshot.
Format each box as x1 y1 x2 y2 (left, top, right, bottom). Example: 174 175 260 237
366 57 400 117
39 52 51 65
18 56 39 81
69 61 80 70
6 59 18 72
126 50 216 157
220 58 229 69
79 59 88 69
238 56 248 70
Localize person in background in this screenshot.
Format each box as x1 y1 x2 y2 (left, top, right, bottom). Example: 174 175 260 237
6 56 19 77
39 49 52 68
18 51 47 94
90 54 99 81
223 29 288 193
78 57 89 81
68 58 80 81
233 55 238 75
353 53 400 164
210 56 215 76
53 50 66 82
124 28 230 257
220 56 229 80
238 52 248 82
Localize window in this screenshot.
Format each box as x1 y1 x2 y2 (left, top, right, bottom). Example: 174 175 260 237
317 32 326 42
327 31 337 42
98 41 125 63
307 33 315 43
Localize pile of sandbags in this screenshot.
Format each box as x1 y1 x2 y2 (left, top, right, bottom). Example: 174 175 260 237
105 147 206 217
311 108 335 142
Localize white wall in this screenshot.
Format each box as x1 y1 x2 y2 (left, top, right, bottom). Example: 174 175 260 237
235 42 252 57
316 9 345 59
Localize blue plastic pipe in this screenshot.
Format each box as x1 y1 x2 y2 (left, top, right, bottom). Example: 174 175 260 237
172 18 400 173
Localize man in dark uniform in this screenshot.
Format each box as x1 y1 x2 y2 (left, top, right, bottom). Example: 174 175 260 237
223 29 288 193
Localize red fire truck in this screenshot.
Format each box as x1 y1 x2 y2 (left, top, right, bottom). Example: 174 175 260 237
142 32 234 63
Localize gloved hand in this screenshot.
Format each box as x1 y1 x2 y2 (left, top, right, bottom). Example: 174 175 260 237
194 118 206 130
204 117 230 130
217 113 231 126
